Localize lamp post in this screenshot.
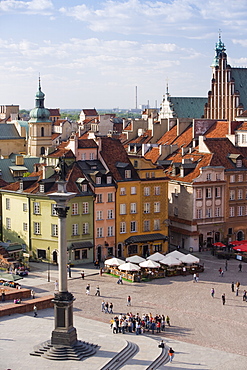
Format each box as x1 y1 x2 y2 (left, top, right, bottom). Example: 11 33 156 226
47 246 50 282
30 158 97 360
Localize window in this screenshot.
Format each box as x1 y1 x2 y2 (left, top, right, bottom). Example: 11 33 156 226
144 187 150 196
125 170 131 178
108 226 114 237
120 204 127 215
146 172 150 179
34 222 41 234
107 176 112 184
41 127 44 137
6 218 11 230
236 159 242 168
96 210 103 220
174 188 178 197
206 208 212 218
131 186 136 195
128 244 138 255
196 188 202 199
230 175 235 183
23 203 27 212
89 152 94 160
19 182 23 191
228 228 233 235
154 219 160 230
107 209 114 219
72 224 79 235
154 202 160 213
120 222 126 233
154 186 160 195
107 193 114 202
134 160 138 168
34 202 40 214
120 187 126 195
96 177 101 185
143 220 150 232
216 173 221 181
206 188 212 198
75 250 80 260
97 194 103 203
206 173 211 181
242 134 247 144
230 190 235 200
215 207 221 217
39 184 45 193
81 153 86 160
238 206 244 216
6 198 10 210
72 203 79 215
37 249 46 259
196 208 202 219
238 189 243 200
82 222 89 234
144 203 150 214
82 184 87 192
154 243 162 252
215 187 221 198
97 227 103 238
130 203 137 214
23 222 28 232
51 204 57 216
51 224 58 237
229 207 235 217
130 221 137 232
82 202 89 214
238 174 243 182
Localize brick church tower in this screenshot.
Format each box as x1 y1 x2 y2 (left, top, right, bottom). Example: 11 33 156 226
204 34 246 121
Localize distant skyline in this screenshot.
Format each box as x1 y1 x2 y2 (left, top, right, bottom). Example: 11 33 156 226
1 0 247 110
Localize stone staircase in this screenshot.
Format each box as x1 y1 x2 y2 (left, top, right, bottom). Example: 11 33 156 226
100 340 139 370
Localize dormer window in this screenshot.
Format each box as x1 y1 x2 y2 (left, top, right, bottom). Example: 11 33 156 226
40 184 45 193
236 159 242 168
107 176 112 184
96 177 101 185
82 184 87 192
206 173 211 181
125 170 131 179
19 182 23 192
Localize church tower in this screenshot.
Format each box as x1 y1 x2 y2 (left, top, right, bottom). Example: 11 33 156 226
28 78 52 156
204 34 244 121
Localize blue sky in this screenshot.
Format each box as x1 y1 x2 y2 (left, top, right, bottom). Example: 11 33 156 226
0 0 247 109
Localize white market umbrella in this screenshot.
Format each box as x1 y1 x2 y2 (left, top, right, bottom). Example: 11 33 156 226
126 255 145 264
159 255 182 267
139 260 160 268
119 262 141 272
179 254 200 264
104 257 125 267
147 252 164 262
166 250 185 259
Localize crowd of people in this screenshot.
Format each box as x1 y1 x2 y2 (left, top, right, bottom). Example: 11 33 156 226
109 312 171 335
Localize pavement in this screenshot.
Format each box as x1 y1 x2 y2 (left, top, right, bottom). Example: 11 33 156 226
1 252 247 369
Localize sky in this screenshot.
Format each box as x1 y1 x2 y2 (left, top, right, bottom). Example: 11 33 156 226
1 0 247 110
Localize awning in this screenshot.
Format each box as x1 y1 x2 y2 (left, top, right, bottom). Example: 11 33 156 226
125 233 168 245
5 244 23 252
69 241 93 250
233 245 247 252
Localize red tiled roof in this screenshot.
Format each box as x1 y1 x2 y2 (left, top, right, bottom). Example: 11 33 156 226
52 133 60 140
125 130 152 145
82 109 98 116
236 121 247 131
78 139 97 149
47 148 75 158
157 124 177 145
145 147 160 164
49 108 60 116
204 121 229 138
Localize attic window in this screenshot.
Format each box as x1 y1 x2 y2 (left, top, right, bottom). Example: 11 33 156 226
125 170 131 179
82 184 87 192
106 176 112 184
19 182 23 192
236 159 242 168
40 184 45 193
96 177 101 184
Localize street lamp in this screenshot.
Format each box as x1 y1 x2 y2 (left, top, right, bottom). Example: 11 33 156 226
47 246 50 282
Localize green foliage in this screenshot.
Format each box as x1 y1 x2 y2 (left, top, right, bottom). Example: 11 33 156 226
23 172 31 177
60 112 80 121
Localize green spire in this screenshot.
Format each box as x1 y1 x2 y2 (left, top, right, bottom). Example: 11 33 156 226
211 31 226 67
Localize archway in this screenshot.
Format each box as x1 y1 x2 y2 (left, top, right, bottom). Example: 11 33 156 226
52 250 57 264
237 230 244 241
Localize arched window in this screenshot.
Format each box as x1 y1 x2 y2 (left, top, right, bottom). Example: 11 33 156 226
40 146 45 155
41 127 44 137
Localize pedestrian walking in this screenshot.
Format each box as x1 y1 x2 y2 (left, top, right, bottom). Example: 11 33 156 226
239 263 242 272
221 269 224 277
105 302 109 313
196 273 199 282
225 260 228 271
219 267 222 276
33 305 38 317
95 286 100 296
193 273 196 282
236 287 239 296
222 293 226 305
243 290 246 301
236 281 241 289
86 284 90 295
67 265 71 278
101 300 105 312
81 270 84 279
31 289 35 299
166 315 170 326
168 347 175 362
127 295 131 306
231 282 234 292
117 276 123 284
54 280 59 291
1 290 6 302
109 302 113 314
211 287 215 298
158 340 165 348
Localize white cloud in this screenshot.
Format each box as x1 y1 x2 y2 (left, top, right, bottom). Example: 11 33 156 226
0 0 53 14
